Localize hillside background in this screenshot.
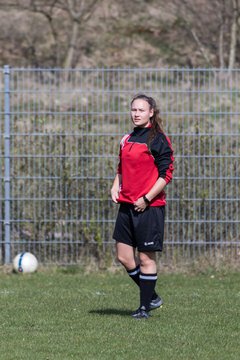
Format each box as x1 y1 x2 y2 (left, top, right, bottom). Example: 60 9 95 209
0 0 240 69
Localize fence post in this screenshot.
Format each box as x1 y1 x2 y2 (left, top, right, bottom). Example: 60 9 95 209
4 65 11 264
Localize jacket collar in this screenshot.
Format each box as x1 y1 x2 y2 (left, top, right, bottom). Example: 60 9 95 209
133 125 151 135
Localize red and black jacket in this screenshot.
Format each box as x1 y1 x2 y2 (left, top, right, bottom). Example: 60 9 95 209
117 126 174 206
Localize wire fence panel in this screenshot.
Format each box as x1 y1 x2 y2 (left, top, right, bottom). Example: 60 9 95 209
0 67 239 265
0 70 3 262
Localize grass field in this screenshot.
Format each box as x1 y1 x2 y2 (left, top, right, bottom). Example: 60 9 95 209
0 268 239 360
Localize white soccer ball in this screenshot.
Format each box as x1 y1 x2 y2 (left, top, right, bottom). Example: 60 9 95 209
13 252 38 273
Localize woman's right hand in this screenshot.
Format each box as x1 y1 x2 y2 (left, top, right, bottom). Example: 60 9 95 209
111 174 121 203
111 188 119 203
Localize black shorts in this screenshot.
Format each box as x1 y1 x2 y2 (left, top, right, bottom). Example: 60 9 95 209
113 203 165 252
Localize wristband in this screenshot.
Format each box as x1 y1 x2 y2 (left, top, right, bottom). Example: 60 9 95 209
143 195 150 205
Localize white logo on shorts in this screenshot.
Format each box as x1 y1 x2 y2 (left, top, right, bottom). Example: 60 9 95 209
144 242 154 246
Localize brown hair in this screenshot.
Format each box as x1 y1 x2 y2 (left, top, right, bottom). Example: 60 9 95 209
131 93 164 146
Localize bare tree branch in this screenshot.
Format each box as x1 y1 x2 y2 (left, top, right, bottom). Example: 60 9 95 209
188 24 213 67
63 0 100 68
228 0 239 69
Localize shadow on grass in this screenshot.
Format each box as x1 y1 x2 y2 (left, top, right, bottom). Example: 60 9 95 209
89 308 132 316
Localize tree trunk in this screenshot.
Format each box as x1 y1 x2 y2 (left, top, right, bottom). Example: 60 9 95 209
63 19 79 69
219 22 225 68
228 0 239 70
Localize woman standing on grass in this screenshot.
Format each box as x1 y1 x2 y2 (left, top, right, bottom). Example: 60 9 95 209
111 94 174 319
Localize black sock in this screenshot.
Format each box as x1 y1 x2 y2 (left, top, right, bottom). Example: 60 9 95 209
139 272 157 311
127 265 140 286
127 266 158 300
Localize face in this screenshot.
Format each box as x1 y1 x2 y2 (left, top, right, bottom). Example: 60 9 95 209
131 99 154 128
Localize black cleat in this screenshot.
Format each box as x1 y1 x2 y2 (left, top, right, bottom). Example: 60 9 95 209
149 295 163 311
132 306 150 319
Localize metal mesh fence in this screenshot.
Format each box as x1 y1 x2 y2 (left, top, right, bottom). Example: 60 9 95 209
0 67 239 265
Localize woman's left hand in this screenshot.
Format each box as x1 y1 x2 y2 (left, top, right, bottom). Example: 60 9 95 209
133 197 148 212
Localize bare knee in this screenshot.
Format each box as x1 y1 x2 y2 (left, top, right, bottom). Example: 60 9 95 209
116 242 137 270
117 253 127 266
139 252 156 273
117 252 135 269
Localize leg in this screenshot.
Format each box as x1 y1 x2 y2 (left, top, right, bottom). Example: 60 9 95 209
139 251 156 274
116 242 141 286
138 251 158 312
114 204 138 270
116 242 138 270
132 207 165 318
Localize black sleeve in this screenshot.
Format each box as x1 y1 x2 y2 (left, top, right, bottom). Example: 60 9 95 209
150 133 174 183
